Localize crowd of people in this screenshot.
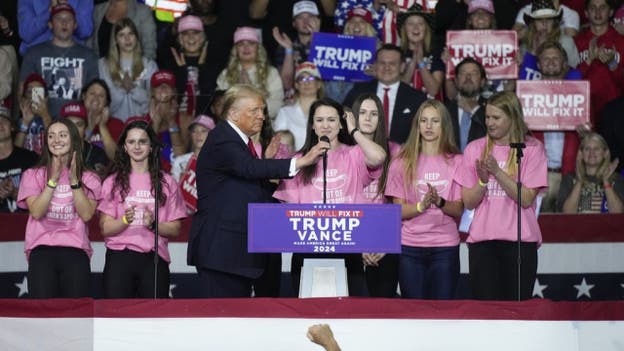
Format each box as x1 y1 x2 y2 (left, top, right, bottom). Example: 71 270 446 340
0 0 622 300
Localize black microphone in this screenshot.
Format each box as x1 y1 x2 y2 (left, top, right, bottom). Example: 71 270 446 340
320 136 329 204
509 143 526 149
319 136 330 155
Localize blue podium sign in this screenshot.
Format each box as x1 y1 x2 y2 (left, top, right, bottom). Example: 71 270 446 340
248 203 401 253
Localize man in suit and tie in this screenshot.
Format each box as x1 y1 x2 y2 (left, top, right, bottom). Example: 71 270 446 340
445 57 487 151
187 84 328 297
343 44 427 144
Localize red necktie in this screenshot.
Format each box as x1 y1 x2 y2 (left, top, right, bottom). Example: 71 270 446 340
247 139 258 158
383 87 390 133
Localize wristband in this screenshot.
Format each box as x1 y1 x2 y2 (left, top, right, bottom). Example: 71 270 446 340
168 126 180 133
608 59 618 70
285 48 294 55
435 197 446 208
19 123 29 133
604 182 613 189
417 61 427 69
416 201 424 213
478 179 488 187
350 128 359 139
121 215 130 225
46 179 57 189
70 181 82 189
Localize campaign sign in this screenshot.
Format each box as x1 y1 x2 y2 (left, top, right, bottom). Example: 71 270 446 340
446 30 517 80
248 203 401 253
309 32 376 82
517 80 590 131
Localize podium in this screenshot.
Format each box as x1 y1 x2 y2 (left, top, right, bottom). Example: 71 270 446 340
249 203 401 297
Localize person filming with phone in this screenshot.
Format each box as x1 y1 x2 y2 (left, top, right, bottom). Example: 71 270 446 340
15 73 53 155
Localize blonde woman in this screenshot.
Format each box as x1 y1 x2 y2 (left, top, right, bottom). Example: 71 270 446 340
217 27 284 120
558 133 623 213
385 100 463 299
458 91 547 300
99 18 158 122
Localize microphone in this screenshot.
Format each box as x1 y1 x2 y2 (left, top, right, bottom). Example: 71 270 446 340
319 136 330 155
319 136 329 204
509 143 526 149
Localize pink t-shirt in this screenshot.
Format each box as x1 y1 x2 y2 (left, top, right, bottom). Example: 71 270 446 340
98 172 187 262
273 144 379 204
361 142 401 204
385 153 463 247
457 137 548 244
17 168 102 259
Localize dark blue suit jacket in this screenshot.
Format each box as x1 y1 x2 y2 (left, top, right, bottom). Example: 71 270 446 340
187 121 292 279
343 80 427 144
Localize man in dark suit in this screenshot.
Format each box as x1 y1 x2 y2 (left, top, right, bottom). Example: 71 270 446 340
187 84 327 298
343 44 427 144
445 57 487 151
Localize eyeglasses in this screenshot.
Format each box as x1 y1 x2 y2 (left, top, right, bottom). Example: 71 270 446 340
125 139 150 147
296 76 318 83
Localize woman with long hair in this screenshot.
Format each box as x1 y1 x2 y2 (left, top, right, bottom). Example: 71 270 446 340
385 100 463 299
458 91 547 300
273 97 387 296
98 118 186 298
558 133 623 213
98 18 158 122
351 93 400 297
397 4 445 100
217 27 284 120
17 119 101 298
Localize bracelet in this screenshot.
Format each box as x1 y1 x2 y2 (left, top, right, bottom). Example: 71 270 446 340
168 126 180 133
285 48 294 55
417 61 427 69
70 181 82 189
478 179 488 187
121 215 130 225
19 123 28 133
604 182 613 189
46 179 57 189
350 128 359 139
416 201 424 214
608 59 618 70
435 197 446 208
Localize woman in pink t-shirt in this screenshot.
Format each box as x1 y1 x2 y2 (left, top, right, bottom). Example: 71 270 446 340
17 119 102 298
273 97 387 296
98 118 187 298
458 91 547 300
351 93 401 298
385 100 464 299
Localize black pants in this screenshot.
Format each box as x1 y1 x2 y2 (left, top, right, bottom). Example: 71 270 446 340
291 253 367 296
468 240 537 300
365 254 399 297
28 245 91 298
103 249 170 298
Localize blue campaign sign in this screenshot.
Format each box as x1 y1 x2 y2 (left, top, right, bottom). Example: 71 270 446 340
248 203 401 253
308 32 376 82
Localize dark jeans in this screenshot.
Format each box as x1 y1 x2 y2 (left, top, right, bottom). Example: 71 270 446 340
399 245 459 299
28 245 91 298
103 249 170 298
468 240 537 300
365 254 399 297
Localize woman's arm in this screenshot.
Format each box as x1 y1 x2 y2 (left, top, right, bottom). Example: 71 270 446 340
561 179 582 213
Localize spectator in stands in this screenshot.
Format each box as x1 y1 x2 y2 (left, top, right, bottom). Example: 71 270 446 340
514 0 580 39
531 41 583 212
273 98 387 296
307 324 342 351
208 89 226 121
352 93 399 298
575 0 624 128
19 4 99 118
397 3 445 101
344 44 427 144
18 0 93 56
0 43 18 118
271 1 322 96
81 79 125 161
613 4 624 35
458 91 547 300
161 15 219 120
16 73 53 155
60 102 108 176
518 0 579 81
0 107 38 213
17 118 101 298
558 133 623 213
385 100 463 299
98 18 158 123
0 3 19 50
98 118 186 298
334 0 384 37
217 27 284 120
171 114 215 213
273 62 323 151
445 58 487 152
88 0 156 60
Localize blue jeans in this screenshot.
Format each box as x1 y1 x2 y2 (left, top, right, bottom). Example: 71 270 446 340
399 245 459 299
